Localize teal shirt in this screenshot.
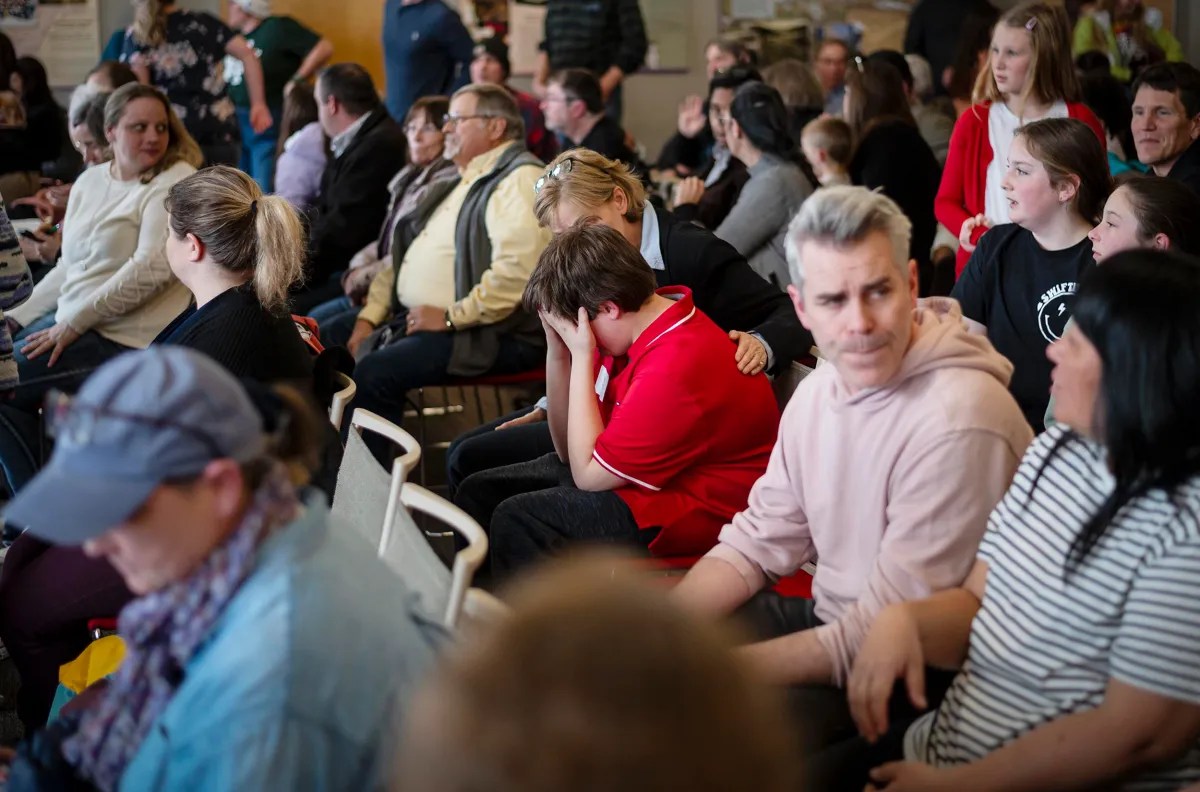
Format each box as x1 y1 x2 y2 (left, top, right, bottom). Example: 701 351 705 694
225 16 320 113
119 492 445 792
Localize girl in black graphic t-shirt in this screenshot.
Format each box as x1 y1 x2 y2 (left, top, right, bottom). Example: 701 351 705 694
953 118 1112 429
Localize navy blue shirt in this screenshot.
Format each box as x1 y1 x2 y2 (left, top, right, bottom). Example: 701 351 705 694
382 0 474 121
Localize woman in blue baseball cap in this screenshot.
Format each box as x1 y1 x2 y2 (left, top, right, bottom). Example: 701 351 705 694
2 346 440 791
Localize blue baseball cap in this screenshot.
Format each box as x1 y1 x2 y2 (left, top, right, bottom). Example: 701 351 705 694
7 347 267 545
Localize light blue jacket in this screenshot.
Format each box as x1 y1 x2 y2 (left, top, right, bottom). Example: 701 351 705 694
119 492 445 791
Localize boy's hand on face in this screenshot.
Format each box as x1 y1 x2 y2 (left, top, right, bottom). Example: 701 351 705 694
542 307 597 358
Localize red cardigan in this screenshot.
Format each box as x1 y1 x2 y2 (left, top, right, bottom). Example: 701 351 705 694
935 101 1105 276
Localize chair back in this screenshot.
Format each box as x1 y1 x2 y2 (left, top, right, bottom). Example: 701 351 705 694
328 371 357 430
381 483 488 628
331 409 420 551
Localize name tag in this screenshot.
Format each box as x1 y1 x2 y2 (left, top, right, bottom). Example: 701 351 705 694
594 366 610 400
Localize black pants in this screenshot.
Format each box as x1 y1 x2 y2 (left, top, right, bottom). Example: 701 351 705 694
736 592 956 792
445 406 557 497
453 452 657 582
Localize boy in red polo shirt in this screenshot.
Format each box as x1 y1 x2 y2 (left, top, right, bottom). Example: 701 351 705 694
453 220 779 579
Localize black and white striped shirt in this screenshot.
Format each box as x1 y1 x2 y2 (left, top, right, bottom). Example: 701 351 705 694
927 427 1200 790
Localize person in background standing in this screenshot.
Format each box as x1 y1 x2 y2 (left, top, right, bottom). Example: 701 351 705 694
383 0 474 123
121 0 272 167
533 0 646 123
469 36 557 164
813 39 851 117
224 0 332 192
905 0 997 97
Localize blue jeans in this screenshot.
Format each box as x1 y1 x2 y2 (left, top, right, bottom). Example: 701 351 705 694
349 330 543 456
236 106 279 193
0 313 133 493
308 296 354 329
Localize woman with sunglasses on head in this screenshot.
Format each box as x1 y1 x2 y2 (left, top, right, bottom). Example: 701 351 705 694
849 249 1200 792
673 81 814 290
2 346 442 791
445 147 811 495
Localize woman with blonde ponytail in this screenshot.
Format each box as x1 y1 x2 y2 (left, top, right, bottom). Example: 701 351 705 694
158 165 312 382
121 0 272 166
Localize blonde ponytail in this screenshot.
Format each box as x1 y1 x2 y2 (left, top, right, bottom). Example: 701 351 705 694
165 166 306 314
253 196 306 313
131 0 166 47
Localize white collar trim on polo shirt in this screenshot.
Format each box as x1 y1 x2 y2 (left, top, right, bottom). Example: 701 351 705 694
639 205 666 271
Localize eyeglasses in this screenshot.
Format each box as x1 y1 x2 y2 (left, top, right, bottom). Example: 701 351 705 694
534 157 603 194
44 389 225 459
441 113 499 128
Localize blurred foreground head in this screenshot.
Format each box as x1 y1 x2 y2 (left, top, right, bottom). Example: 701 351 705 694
395 555 800 792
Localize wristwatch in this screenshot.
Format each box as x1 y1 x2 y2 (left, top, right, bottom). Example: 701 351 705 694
444 309 454 330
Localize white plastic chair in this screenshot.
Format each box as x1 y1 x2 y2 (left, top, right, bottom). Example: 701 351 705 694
328 371 357 430
330 409 421 552
380 483 489 629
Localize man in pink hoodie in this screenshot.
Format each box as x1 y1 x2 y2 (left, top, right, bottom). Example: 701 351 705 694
673 185 1033 790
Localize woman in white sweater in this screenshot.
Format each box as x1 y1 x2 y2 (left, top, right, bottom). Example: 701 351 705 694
0 82 201 491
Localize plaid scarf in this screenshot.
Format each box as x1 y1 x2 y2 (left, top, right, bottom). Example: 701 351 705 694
62 468 301 791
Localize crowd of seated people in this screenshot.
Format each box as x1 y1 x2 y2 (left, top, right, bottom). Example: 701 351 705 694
0 0 1198 789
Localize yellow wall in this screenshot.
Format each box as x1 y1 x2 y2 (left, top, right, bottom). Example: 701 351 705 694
269 0 387 89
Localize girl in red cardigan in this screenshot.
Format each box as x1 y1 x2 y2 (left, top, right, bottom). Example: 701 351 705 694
936 1 1104 276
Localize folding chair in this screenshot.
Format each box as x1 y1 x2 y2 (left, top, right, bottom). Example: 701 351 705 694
379 482 489 629
327 371 357 431
330 408 421 552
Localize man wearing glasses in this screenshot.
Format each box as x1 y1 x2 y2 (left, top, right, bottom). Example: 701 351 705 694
344 84 549 457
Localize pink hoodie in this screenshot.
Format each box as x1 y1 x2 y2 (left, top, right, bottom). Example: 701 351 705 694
708 301 1033 685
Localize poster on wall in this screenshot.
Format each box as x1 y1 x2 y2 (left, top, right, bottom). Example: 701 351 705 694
1 0 101 87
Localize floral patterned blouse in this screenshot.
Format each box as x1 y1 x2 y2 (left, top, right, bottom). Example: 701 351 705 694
119 10 239 147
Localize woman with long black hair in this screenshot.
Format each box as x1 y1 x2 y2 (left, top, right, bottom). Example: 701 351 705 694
674 81 813 289
847 249 1200 791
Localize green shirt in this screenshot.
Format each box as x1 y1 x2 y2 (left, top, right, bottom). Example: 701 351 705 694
224 15 320 112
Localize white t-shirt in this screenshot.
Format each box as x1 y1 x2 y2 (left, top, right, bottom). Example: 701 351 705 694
916 427 1200 790
984 100 1069 225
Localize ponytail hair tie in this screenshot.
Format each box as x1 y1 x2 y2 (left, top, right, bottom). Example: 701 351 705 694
250 199 258 216
1025 17 1037 31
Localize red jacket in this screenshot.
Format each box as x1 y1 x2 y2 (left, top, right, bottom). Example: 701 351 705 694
935 101 1104 276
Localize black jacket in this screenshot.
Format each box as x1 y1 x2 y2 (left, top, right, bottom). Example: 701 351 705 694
308 109 408 284
1167 138 1200 197
652 205 811 372
851 120 940 272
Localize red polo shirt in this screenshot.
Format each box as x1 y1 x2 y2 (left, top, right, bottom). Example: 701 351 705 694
592 287 780 557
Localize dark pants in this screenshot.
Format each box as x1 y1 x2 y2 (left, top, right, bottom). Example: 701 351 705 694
0 534 133 730
736 592 956 792
200 142 240 168
453 452 656 581
0 313 132 494
445 406 556 497
316 306 359 349
348 329 543 457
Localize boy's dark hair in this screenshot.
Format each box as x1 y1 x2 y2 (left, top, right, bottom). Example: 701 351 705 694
523 220 657 320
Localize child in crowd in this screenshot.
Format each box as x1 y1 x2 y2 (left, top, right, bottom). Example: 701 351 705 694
952 117 1111 429
936 1 1104 276
800 116 852 186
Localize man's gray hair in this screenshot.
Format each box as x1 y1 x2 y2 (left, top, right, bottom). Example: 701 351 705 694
784 186 913 291
453 83 525 143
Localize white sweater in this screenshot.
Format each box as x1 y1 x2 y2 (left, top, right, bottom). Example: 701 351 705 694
11 160 195 348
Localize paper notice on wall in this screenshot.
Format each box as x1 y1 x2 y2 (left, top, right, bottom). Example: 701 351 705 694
509 0 546 77
1 0 101 88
